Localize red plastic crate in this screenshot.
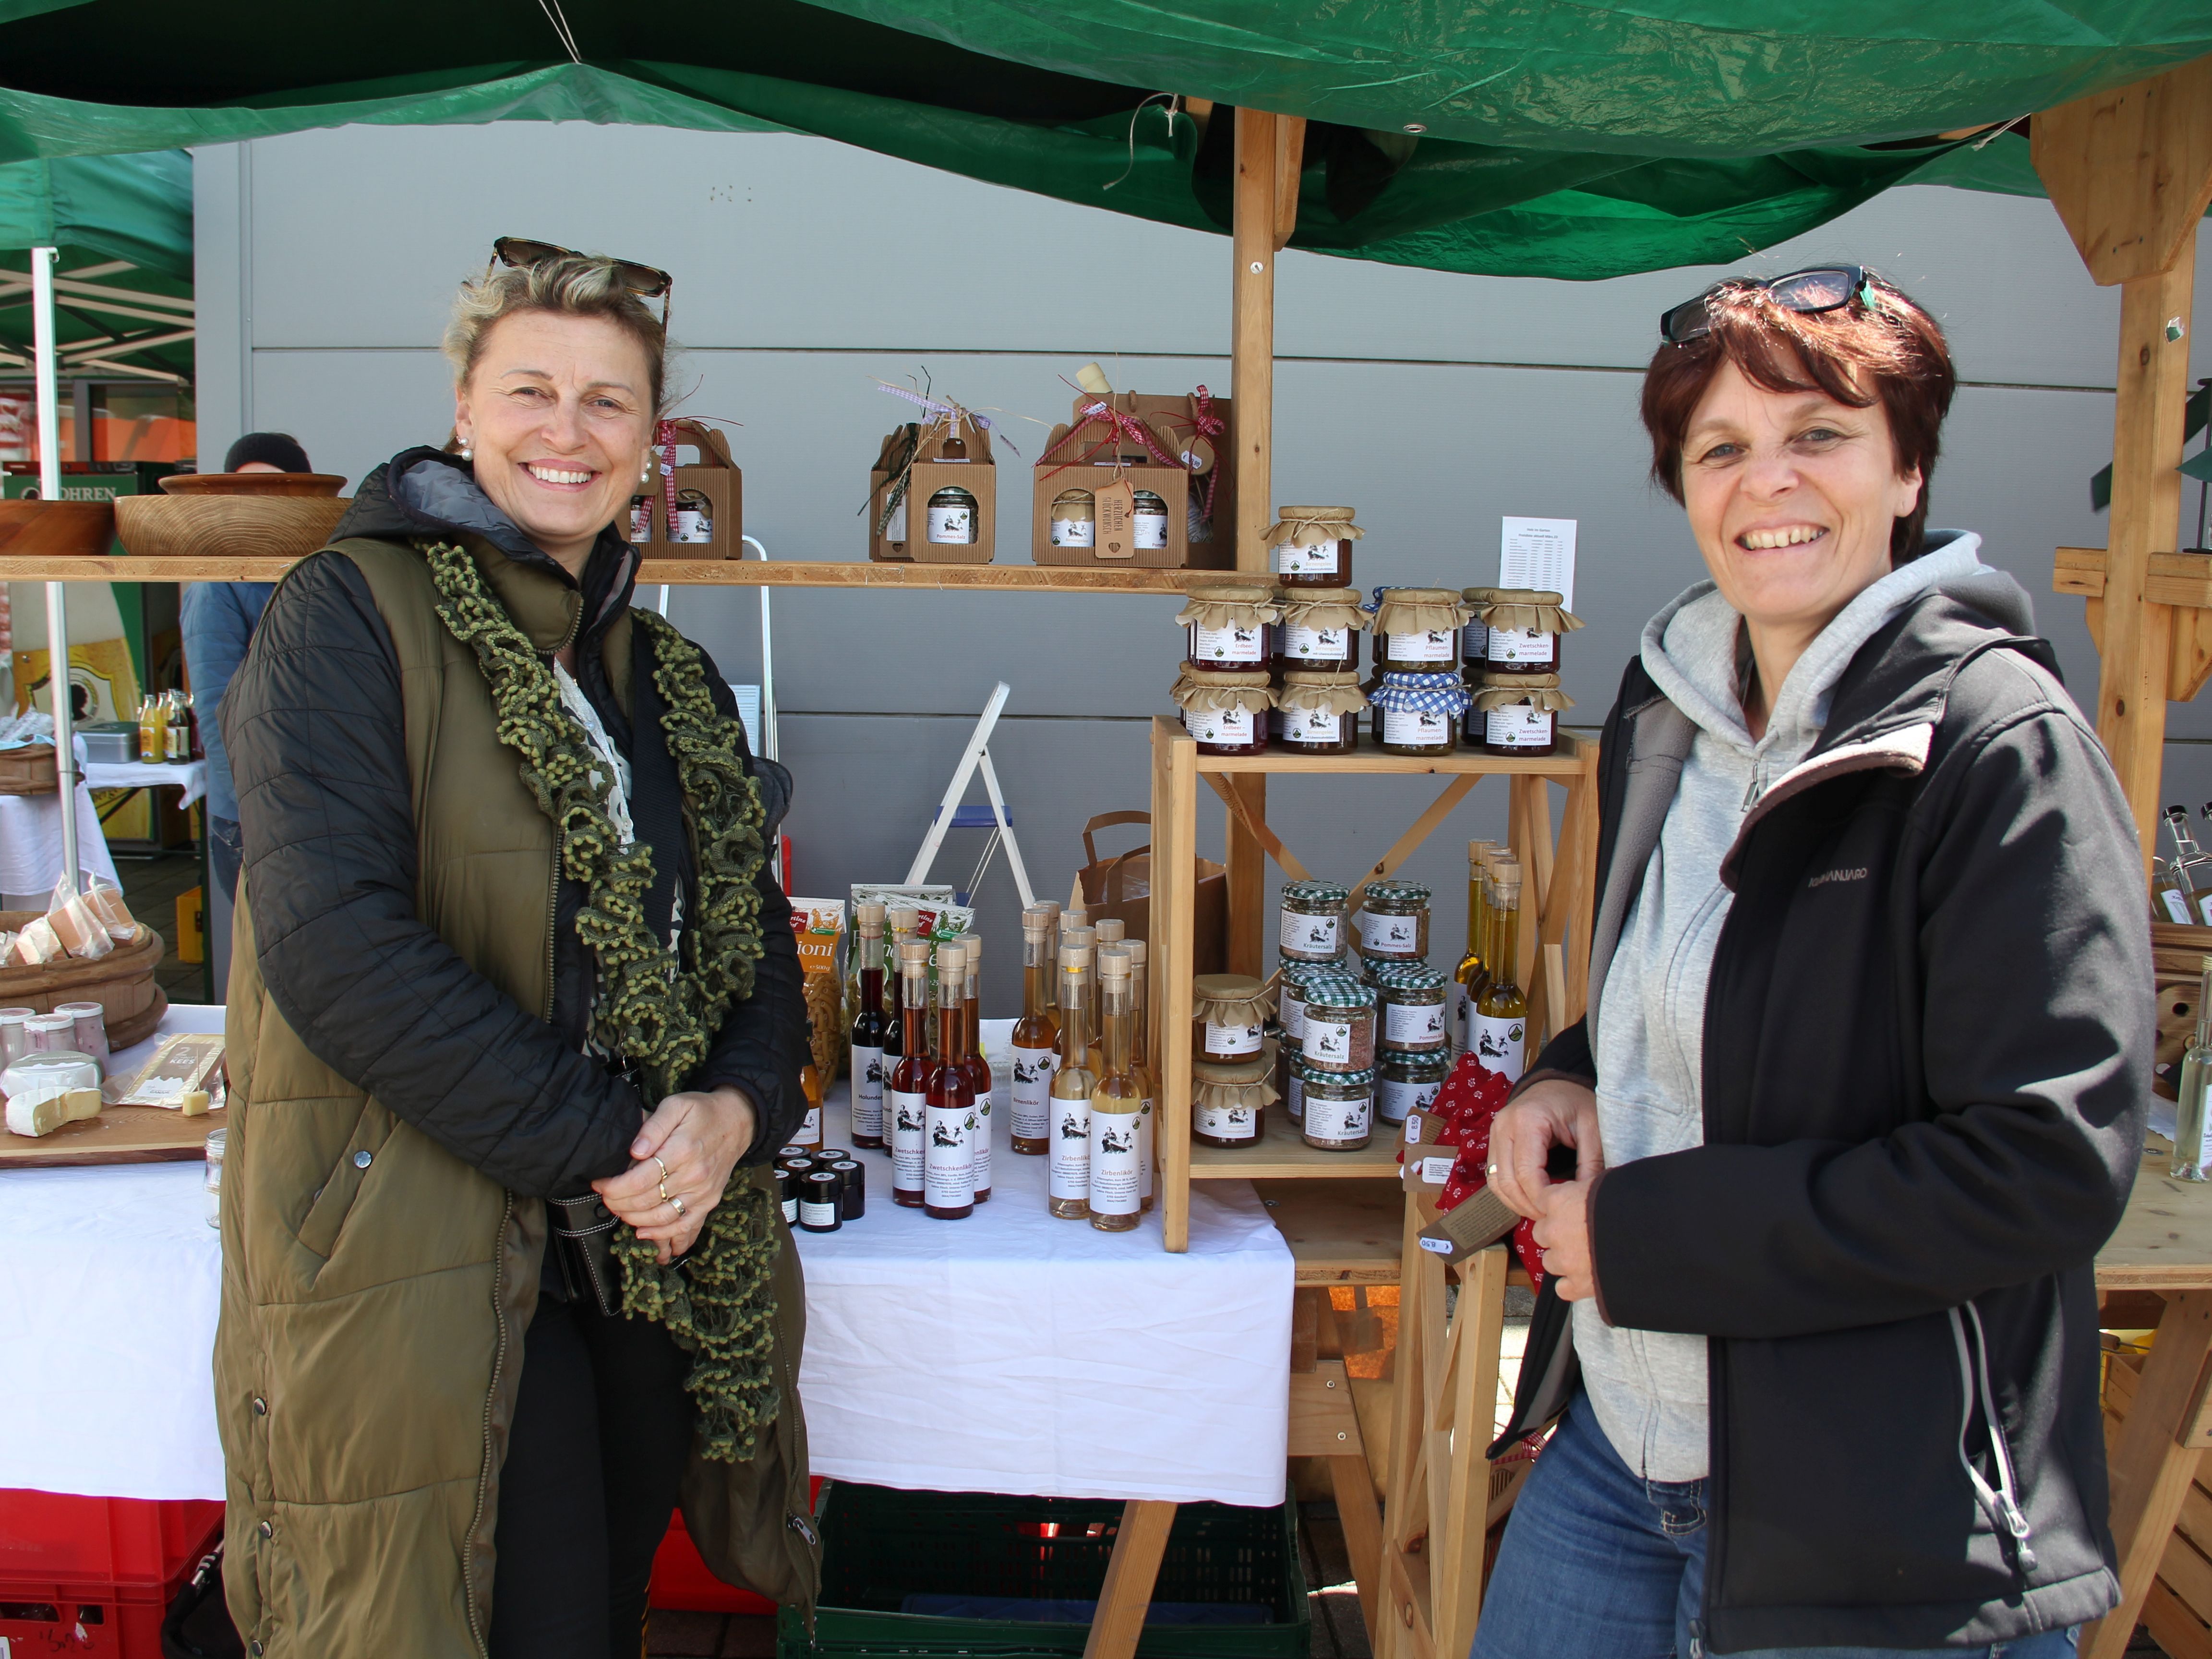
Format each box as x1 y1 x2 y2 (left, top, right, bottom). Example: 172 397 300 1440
0 1491 224 1657
0 1587 170 1656
649 1479 823 1615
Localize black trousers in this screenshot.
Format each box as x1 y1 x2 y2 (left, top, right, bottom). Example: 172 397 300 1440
488 1288 696 1659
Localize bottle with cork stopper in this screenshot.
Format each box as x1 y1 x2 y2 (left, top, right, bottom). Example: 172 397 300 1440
924 940 976 1218
1089 946 1143 1232
1048 943 1096 1219
888 939 932 1207
848 901 889 1148
1010 904 1060 1155
1125 937 1156 1212
1472 861 1528 1083
1061 922 1104 1076
882 906 920 1086
962 933 992 1202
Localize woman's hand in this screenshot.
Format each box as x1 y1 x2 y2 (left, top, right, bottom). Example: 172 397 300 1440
593 1085 759 1265
1489 1077 1602 1220
1533 1179 1598 1302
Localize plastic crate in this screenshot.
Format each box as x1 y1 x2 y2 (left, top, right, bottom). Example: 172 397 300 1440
0 1491 224 1657
777 1485 1309 1659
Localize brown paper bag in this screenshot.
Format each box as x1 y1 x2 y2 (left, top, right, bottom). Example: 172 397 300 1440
1076 810 1226 976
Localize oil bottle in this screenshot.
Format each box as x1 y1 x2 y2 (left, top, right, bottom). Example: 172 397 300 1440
1472 862 1528 1082
1010 904 1060 1155
1048 945 1096 1220
1089 946 1143 1232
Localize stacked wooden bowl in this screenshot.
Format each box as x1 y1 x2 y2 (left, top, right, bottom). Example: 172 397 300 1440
0 499 116 558
113 470 349 565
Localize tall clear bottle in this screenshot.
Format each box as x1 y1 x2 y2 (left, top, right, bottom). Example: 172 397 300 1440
848 901 889 1148
925 940 977 1218
1473 862 1528 1083
962 935 993 1202
1063 924 1105 1075
1090 946 1143 1232
2177 955 2212 1181
1010 904 1061 1154
1127 937 1156 1213
1039 901 1063 1012
1452 841 1497 1057
888 940 931 1207
1048 946 1096 1219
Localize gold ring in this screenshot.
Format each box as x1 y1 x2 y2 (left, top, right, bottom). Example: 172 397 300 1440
654 1154 670 1203
1486 1163 1500 1178
669 1194 686 1218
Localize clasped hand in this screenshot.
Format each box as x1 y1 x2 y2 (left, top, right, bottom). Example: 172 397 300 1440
592 1086 758 1265
1488 1078 1604 1304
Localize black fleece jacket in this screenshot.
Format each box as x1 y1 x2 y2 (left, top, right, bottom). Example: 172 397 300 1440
224 452 809 1203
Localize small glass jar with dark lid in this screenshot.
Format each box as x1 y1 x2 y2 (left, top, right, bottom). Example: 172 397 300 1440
1298 975 1377 1073
1370 589 1474 675
1378 1050 1449 1126
1191 973 1272 1063
1479 589 1584 673
1192 1051 1276 1148
1295 1058 1377 1150
1470 673 1574 757
1177 586 1281 676
1278 881 1349 962
1273 587 1366 673
1264 506 1362 589
1357 879 1431 964
1271 672 1365 754
798 1168 845 1232
1171 672 1272 756
1369 673 1470 757
1370 961 1449 1053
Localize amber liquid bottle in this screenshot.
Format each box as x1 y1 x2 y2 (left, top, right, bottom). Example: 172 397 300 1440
1127 937 1157 1213
880 906 920 1102
924 940 976 1219
1010 905 1060 1155
1039 901 1063 1012
1090 947 1143 1232
888 941 931 1206
962 935 993 1202
1048 950 1096 1219
1453 842 1496 1059
1062 924 1104 1075
1473 863 1528 1084
848 902 888 1149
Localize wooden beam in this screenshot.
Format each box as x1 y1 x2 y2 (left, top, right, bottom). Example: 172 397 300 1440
1082 1501 1178 1659
1274 117 1306 250
1233 107 1278 575
1225 773 1268 977
2033 55 2212 285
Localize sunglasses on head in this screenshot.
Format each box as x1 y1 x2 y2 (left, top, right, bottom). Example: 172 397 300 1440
1659 265 1869 345
491 236 673 325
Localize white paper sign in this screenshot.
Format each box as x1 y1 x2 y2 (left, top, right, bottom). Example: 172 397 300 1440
1500 517 1577 611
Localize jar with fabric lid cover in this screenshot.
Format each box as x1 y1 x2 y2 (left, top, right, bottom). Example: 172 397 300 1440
1370 588 1474 674
1049 489 1095 549
1272 586 1366 673
1369 673 1470 757
1471 673 1574 757
1295 1059 1376 1150
1356 878 1431 964
1277 958 1342 1054
1478 589 1583 672
1191 972 1272 1063
1298 975 1377 1073
1379 1050 1449 1126
1170 672 1272 756
1271 671 1365 754
1176 586 1281 676
1369 961 1449 1054
1278 880 1349 963
1461 587 1499 666
1264 505 1362 589
1192 1051 1276 1148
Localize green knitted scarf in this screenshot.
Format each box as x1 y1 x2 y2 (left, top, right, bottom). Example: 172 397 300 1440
423 540 783 1462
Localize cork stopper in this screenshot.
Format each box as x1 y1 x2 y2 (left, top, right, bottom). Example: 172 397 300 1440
937 939 965 975
1491 859 1524 897
1098 945 1133 980
1063 925 1097 953
889 906 919 931
856 900 886 930
1022 903 1053 935
1058 944 1091 972
1126 938 1148 968
963 934 981 966
1095 918 1127 945
899 939 931 970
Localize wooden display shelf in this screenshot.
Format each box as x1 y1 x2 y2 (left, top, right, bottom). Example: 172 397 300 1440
1255 1178 1405 1286
1191 1108 1404 1180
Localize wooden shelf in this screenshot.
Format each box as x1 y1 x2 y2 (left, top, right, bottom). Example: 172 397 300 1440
1190 1107 1407 1181
1186 726 1593 776
2055 545 2212 608
1255 1178 1407 1285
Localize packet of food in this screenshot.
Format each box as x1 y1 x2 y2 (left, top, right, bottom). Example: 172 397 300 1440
113 1032 226 1108
84 876 137 943
45 875 115 961
12 915 63 965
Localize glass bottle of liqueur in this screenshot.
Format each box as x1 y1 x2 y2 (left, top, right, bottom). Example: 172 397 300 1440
1062 924 1105 1075
924 940 977 1218
1010 904 1061 1154
2177 954 2212 1181
1038 901 1063 1013
1126 937 1156 1213
1048 946 1097 1220
888 940 932 1207
2165 808 2212 925
1452 842 1498 1057
1473 863 1529 1082
961 934 992 1202
1089 946 1144 1232
793 1059 825 1151
848 902 890 1148
880 906 921 1086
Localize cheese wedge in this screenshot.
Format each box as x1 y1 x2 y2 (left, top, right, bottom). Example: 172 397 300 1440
6 1088 66 1137
62 1087 100 1123
179 1089 209 1118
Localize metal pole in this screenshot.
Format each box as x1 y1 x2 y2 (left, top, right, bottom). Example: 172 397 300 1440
31 246 78 893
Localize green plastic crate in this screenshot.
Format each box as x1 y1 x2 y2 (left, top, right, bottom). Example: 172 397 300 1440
777 1483 1310 1659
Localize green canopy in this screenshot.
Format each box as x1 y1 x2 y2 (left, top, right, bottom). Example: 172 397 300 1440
0 149 192 380
0 2 2203 279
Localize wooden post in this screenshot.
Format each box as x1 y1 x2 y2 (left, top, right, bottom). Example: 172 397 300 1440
1233 108 1303 574
1225 773 1268 976
2033 54 2212 871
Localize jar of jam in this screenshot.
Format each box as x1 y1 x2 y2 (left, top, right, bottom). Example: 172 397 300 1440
1264 505 1362 589
1177 586 1280 676
1049 489 1095 549
1295 1058 1376 1150
1271 671 1365 754
1370 588 1473 674
1298 975 1377 1073
1461 587 1498 667
1284 1059 1304 1122
926 485 979 545
1272 586 1365 673
1171 672 1272 756
1133 489 1171 551
1471 672 1573 757
1192 1051 1276 1148
1191 973 1271 1062
1370 961 1448 1052
1480 589 1583 672
1378 1050 1449 1126
1357 879 1431 964
1369 673 1470 757
1278 881 1349 963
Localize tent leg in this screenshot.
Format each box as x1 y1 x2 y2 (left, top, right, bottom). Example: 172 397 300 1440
31 245 77 893
1230 109 1301 575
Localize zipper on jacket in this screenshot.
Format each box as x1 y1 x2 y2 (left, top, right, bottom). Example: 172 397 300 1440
1948 1303 2038 1576
463 1190 517 1657
543 827 564 1022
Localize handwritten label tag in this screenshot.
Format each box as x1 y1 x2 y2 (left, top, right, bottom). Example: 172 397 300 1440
1094 477 1137 559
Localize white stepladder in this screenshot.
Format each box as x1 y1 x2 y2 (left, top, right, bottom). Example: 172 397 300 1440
906 682 1035 910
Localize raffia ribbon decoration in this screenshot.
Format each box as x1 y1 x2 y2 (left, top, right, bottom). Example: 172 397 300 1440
1278 669 1368 716
1276 587 1370 634
1169 671 1275 715
1478 589 1585 635
1370 586 1474 636
1193 979 1276 1027
1472 671 1575 712
1174 586 1284 630
1265 505 1364 550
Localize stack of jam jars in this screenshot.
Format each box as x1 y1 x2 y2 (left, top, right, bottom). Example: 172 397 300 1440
1469 673 1575 756
1464 589 1581 754
1352 879 1449 1130
1270 585 1368 753
1368 588 1475 755
1190 972 1278 1149
1172 585 1281 755
1264 506 1361 588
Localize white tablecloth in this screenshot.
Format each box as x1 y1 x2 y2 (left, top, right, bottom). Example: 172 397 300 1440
0 1012 1294 1509
0 781 118 898
84 758 207 810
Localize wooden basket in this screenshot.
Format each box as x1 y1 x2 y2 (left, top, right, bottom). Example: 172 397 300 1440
0 743 59 796
113 494 348 565
0 912 168 1050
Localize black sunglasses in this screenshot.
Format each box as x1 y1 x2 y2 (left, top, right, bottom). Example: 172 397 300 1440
491 236 673 326
1659 265 1868 345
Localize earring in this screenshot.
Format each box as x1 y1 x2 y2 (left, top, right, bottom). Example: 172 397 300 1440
460 442 473 461
640 462 652 483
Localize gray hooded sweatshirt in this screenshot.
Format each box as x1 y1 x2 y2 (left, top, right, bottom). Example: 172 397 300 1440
1573 531 2035 1482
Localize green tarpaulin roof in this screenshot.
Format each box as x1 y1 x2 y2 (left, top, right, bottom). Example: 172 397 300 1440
0 3 2204 280
0 149 192 379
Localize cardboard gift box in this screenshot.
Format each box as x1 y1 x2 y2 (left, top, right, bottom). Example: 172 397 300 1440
633 419 741 557
1031 390 1235 570
869 411 995 565
866 424 918 562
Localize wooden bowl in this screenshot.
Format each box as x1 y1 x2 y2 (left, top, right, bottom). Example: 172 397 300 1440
0 913 168 1050
159 471 348 497
0 500 116 558
114 494 349 564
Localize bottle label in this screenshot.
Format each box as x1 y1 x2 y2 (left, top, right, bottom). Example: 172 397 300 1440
1386 628 1456 663
1386 1000 1447 1046
1185 705 1255 746
1089 1112 1142 1214
851 1045 885 1137
1485 706 1555 748
1305 1017 1356 1066
2167 888 2198 925
926 502 975 543
1472 1012 1527 1082
1280 987 1306 1041
1050 516 1096 548
1280 911 1340 958
971 1090 992 1190
800 1197 838 1228
796 1103 823 1145
1285 1070 1303 1121
1010 1046 1058 1138
1205 1018 1263 1056
1285 622 1349 660
1272 539 1340 577
1192 623 1267 664
1282 706 1346 745
1380 1074 1442 1124
1463 620 1489 659
1450 984 1472 1057
1049 1095 1092 1199
890 1089 928 1190
925 1101 976 1209
1303 1091 1372 1142
1134 509 1170 551
1195 1102 1258 1141
1382 707 1453 746
1138 1096 1154 1201
1488 626 1555 667
1359 912 1421 955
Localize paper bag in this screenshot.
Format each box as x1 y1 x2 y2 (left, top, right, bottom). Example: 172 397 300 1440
1076 810 1226 977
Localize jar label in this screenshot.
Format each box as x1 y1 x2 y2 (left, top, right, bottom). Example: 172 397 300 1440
1272 539 1341 576
1049 1095 1092 1199
1205 1018 1263 1056
1133 509 1170 550
1485 706 1555 748
1359 912 1421 955
671 508 712 544
1303 1091 1372 1143
1185 706 1256 746
926 503 976 543
890 1089 928 1190
1280 911 1340 957
1282 706 1346 745
1380 1074 1443 1123
781 1195 799 1223
925 1101 976 1209
1387 628 1456 663
799 1198 838 1228
1279 988 1306 1041
972 1092 992 1191
1193 623 1267 663
1472 1012 1527 1083
1382 706 1454 746
1305 1017 1357 1066
1195 1101 1258 1141
1488 626 1555 666
1285 1070 1303 1120
1463 620 1489 658
1050 516 1096 548
630 502 653 541
850 1045 885 1138
1286 622 1349 660
1385 1001 1447 1046
1010 1046 1058 1138
1089 1112 1142 1213
2167 888 2197 925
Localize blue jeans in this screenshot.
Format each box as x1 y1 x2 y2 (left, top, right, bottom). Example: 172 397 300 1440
1470 1395 2079 1659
